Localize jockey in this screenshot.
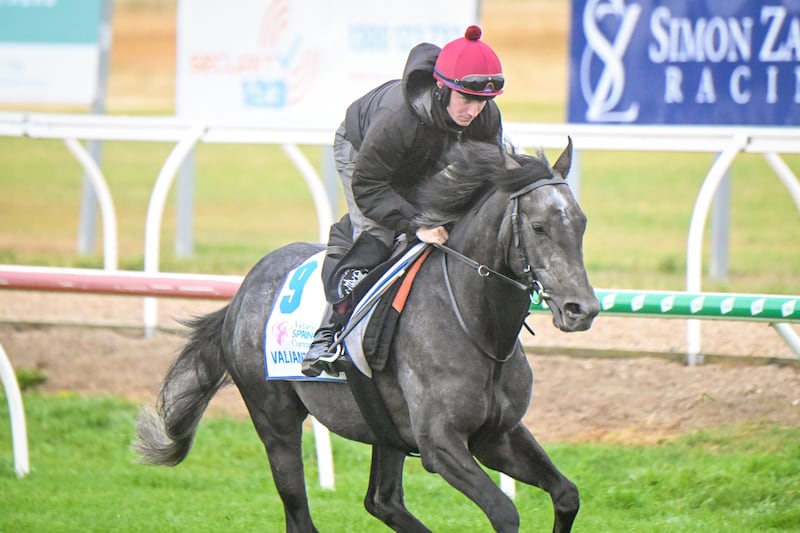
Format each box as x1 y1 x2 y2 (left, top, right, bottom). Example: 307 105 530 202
302 25 506 377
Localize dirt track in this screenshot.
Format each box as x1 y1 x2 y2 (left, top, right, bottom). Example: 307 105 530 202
1 290 798 444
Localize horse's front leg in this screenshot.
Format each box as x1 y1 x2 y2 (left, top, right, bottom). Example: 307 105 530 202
364 445 431 533
416 426 522 533
472 423 579 533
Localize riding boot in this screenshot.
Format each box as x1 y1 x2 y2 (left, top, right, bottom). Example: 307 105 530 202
301 305 343 377
300 268 368 377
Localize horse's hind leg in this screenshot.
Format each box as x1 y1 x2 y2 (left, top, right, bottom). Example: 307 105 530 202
364 446 431 533
239 384 319 533
473 423 579 533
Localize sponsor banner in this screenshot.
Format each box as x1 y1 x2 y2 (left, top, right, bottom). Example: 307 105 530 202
568 0 800 125
176 0 478 128
0 0 103 105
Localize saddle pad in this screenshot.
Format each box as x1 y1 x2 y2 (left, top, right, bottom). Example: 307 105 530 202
263 251 346 382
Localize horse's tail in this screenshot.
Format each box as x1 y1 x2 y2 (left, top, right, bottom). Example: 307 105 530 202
133 305 230 466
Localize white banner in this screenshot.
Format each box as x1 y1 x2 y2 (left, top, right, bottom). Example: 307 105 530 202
0 0 103 105
0 45 99 105
176 0 479 129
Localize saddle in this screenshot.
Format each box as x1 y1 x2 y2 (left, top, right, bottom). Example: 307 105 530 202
262 241 429 382
328 242 429 373
346 243 432 372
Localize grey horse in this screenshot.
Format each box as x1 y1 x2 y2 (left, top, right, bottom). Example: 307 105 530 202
134 139 599 532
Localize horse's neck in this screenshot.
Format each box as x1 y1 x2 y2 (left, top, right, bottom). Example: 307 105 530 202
448 192 530 312
451 192 510 274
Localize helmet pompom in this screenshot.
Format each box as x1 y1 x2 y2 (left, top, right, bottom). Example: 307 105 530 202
465 25 482 40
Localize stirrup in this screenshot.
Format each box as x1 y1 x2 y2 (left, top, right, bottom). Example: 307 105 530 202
316 338 343 364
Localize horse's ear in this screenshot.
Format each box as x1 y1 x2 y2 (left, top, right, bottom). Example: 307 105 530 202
552 136 573 179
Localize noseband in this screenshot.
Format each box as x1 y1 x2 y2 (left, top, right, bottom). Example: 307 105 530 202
435 175 569 362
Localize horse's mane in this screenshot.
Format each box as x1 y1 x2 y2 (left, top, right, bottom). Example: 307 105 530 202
413 140 556 227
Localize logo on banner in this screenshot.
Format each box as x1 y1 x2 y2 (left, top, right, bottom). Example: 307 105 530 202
185 0 321 111
177 0 477 127
241 0 320 108
580 0 642 122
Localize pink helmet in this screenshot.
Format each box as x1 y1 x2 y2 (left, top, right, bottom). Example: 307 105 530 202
433 25 504 97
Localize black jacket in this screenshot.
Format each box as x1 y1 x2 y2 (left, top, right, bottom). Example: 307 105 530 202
342 42 503 235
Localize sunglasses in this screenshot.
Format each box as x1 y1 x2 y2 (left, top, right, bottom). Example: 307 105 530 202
437 70 505 93
456 75 505 93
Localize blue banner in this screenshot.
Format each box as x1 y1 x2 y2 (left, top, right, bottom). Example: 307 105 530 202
568 0 800 125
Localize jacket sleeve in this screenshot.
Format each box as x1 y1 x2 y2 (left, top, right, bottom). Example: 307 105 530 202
350 114 422 234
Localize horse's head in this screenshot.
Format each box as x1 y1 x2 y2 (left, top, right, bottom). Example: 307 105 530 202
414 138 599 333
500 139 599 332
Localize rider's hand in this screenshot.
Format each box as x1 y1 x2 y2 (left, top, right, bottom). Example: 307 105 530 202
416 225 449 245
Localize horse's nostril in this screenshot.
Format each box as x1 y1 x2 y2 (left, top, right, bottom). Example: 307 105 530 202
564 302 585 318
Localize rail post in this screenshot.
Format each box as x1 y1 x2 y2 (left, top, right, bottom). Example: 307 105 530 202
0 342 29 477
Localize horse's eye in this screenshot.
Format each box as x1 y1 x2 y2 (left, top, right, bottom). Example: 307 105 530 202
532 223 545 234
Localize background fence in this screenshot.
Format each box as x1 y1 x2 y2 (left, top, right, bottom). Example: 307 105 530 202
3 112 800 356
2 113 800 487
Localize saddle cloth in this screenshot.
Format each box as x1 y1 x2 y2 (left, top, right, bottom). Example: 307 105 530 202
263 243 430 381
263 251 345 382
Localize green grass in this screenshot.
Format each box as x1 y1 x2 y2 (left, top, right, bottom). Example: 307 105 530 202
578 150 800 293
1 394 798 532
1 133 799 292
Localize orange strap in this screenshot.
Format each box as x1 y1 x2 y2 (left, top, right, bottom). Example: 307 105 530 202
392 247 433 312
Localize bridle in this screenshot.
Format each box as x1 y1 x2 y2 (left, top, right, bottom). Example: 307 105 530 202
434 175 569 362
507 176 568 299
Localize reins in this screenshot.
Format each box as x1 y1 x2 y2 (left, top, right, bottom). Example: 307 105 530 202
432 243 531 292
437 247 517 363
433 175 569 363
